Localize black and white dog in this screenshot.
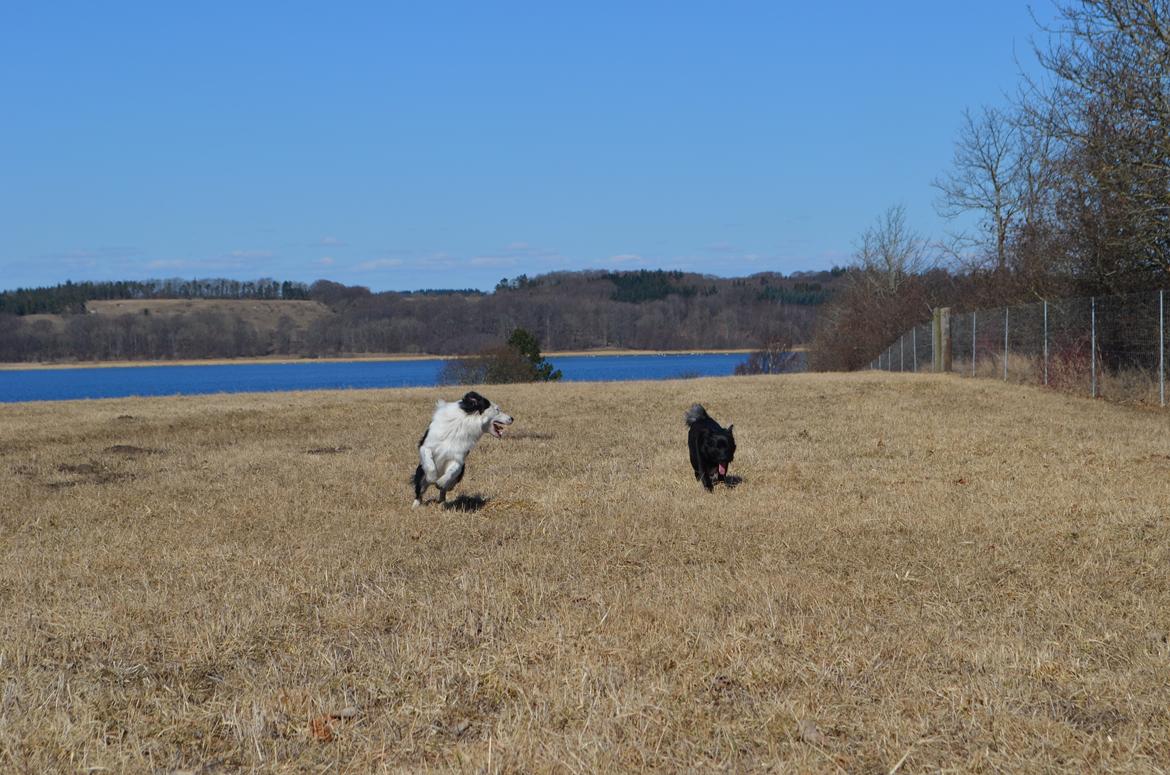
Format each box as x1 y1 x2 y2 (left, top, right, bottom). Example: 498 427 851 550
412 391 513 506
685 404 736 491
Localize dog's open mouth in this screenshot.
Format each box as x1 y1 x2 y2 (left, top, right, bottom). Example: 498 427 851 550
491 421 508 438
717 463 728 477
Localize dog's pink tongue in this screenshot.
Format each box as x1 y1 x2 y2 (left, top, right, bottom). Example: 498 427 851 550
718 464 727 476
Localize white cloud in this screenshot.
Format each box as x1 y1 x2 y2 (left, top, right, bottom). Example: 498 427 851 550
317 236 347 247
356 258 404 271
40 246 141 269
140 249 279 273
469 256 519 268
316 256 335 266
608 253 644 265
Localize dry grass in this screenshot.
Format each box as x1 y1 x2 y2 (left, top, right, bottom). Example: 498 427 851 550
1 373 1169 773
85 299 332 329
954 352 1166 408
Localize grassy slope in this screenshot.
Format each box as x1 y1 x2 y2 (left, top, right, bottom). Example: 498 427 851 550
85 298 332 328
13 299 333 335
1 373 1168 773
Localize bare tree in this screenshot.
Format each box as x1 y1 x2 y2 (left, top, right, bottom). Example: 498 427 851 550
933 107 1024 272
935 99 1066 295
852 205 931 295
1033 0 1170 289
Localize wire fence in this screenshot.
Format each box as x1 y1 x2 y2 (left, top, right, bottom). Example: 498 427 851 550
870 290 1167 408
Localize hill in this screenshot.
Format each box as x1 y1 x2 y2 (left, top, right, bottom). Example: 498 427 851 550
1 373 1166 771
86 298 332 329
0 269 845 362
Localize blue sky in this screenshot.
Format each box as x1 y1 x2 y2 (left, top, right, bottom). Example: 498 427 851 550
0 2 1053 292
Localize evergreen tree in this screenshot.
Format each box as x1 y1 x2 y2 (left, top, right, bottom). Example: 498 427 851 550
506 328 562 381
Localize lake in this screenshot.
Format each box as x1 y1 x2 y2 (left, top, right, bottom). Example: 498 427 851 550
0 352 796 403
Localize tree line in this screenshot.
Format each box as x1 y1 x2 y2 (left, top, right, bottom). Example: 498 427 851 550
811 0 1170 370
0 278 310 315
0 270 838 362
298 272 832 356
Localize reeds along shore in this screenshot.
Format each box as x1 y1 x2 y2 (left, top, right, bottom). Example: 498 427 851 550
1 372 1168 772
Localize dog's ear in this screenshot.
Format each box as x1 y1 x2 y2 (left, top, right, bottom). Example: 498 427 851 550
459 391 491 414
728 424 734 437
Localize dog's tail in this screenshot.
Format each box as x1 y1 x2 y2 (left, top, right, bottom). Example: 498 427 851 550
685 404 709 427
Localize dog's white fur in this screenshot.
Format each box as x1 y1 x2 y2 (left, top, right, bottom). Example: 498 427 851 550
413 395 512 507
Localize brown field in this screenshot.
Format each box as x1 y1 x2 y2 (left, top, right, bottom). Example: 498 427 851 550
85 299 333 329
1 373 1169 772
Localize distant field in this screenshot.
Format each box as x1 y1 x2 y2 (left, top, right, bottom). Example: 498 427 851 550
10 299 332 339
85 298 332 328
1 374 1168 772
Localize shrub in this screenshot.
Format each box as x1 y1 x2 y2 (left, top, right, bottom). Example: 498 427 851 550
439 328 563 385
735 341 802 375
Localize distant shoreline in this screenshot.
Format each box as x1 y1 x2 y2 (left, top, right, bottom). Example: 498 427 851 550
0 348 767 371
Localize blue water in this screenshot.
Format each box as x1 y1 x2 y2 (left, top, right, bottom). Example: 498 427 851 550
0 353 757 403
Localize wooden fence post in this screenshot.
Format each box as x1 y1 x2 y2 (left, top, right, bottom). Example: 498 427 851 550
932 307 952 372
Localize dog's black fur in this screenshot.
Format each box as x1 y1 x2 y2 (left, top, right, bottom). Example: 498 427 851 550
458 391 491 414
685 404 735 491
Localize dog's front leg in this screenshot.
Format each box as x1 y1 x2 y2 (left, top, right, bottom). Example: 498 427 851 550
420 446 439 481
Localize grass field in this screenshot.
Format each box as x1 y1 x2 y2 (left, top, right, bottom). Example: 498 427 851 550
12 299 332 338
1 373 1168 772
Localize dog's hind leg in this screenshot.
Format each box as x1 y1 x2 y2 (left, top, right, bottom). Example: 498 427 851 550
436 460 464 491
435 460 465 507
412 464 427 507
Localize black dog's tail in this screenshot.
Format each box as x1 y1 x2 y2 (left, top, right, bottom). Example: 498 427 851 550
685 404 709 427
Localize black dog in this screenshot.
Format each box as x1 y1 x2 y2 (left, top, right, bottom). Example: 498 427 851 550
685 404 735 491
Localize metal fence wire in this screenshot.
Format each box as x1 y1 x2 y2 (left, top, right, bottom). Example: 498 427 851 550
869 290 1168 407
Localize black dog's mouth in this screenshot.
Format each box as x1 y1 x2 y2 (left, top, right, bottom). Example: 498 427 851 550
709 463 729 479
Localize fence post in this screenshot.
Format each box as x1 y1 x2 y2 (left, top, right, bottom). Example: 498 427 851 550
900 334 904 372
972 311 977 377
912 327 917 372
1003 307 1009 381
942 308 952 372
1043 299 1049 386
932 309 941 371
1091 296 1097 399
1160 289 1165 407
